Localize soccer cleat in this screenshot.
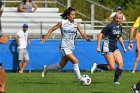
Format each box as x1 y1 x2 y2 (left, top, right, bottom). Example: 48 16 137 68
131 85 139 93
132 71 135 73
19 71 23 74
114 82 120 85
42 65 48 78
91 63 97 74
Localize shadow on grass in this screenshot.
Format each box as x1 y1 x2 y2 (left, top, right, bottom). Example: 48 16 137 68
16 81 56 85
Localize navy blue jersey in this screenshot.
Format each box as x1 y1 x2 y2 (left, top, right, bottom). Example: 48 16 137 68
101 22 122 54
101 22 122 40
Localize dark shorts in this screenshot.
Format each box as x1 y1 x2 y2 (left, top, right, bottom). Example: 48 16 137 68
0 62 3 69
101 44 118 54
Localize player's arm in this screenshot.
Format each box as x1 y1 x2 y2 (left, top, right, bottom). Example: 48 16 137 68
136 39 140 50
119 37 127 53
128 27 136 50
128 17 140 50
129 27 136 43
0 35 8 44
15 34 20 46
41 22 62 43
77 23 90 41
96 33 103 52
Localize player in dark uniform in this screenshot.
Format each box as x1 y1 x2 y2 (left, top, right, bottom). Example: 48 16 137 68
91 13 127 84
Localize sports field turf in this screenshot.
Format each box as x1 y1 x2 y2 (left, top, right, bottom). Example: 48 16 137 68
6 71 139 93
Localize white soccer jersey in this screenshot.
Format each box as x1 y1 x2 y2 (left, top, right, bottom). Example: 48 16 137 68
17 30 28 49
60 19 77 49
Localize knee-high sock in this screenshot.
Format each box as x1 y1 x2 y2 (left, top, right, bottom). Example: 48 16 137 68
47 64 62 71
114 67 123 82
97 64 108 70
74 63 81 80
136 80 140 90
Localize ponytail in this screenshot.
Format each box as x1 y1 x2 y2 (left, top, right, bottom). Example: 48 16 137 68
60 7 75 19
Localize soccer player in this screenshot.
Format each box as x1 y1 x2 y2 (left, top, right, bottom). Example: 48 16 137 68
41 7 91 82
0 36 8 93
0 1 8 93
15 24 30 73
91 13 127 84
131 31 140 73
128 16 140 93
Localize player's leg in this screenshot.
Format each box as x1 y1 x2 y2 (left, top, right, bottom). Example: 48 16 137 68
0 67 6 93
132 50 140 73
113 50 123 84
42 55 68 77
91 53 115 74
47 55 68 70
102 54 116 70
65 53 82 80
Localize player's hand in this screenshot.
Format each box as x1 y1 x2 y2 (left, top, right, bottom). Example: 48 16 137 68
0 35 8 43
123 48 127 53
128 43 133 50
41 39 47 44
96 47 100 52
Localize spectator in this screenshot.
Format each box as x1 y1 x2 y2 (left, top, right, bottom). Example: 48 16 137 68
15 24 30 73
17 0 37 12
108 6 126 22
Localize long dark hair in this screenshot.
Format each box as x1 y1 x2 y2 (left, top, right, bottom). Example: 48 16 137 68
0 1 3 9
22 0 32 4
60 7 75 19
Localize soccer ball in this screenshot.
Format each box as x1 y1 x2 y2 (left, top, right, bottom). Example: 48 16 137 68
79 75 91 85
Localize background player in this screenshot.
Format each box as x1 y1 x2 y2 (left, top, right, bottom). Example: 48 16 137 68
128 16 140 93
91 13 127 84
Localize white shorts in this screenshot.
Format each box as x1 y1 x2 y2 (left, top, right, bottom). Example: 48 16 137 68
60 48 73 56
18 48 29 60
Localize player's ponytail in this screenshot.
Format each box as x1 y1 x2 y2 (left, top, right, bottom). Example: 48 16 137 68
0 1 3 9
60 7 75 19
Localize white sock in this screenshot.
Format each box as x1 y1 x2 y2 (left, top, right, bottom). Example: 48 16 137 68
47 64 61 71
73 63 82 80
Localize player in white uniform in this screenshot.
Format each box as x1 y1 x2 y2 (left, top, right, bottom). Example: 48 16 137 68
41 7 90 82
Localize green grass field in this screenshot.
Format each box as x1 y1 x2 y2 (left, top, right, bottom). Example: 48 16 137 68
6 71 140 93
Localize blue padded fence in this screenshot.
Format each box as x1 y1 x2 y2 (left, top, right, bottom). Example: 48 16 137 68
0 40 138 71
